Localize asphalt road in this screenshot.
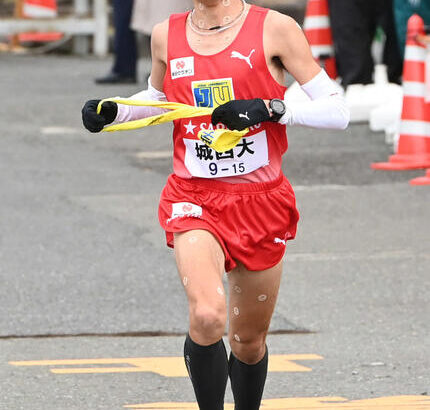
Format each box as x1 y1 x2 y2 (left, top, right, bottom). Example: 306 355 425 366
0 54 429 409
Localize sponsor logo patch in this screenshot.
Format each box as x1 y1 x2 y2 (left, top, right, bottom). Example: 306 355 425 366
170 57 195 79
192 78 235 108
168 202 203 223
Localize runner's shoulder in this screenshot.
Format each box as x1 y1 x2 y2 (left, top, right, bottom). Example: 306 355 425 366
152 19 169 46
265 9 303 38
151 19 169 62
264 10 308 57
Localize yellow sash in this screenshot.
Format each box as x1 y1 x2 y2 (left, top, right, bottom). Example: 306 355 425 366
97 98 248 153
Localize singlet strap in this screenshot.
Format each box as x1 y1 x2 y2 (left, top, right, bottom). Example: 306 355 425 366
233 5 269 47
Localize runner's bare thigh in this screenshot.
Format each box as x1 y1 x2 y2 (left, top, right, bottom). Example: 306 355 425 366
174 229 227 345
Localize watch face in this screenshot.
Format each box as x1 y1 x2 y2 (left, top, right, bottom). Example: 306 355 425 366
271 99 286 116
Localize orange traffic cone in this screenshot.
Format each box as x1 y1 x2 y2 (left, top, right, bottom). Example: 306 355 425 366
410 169 430 185
20 0 62 43
372 14 430 171
303 0 337 79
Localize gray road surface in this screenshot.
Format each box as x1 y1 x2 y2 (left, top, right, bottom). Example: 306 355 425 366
0 54 429 409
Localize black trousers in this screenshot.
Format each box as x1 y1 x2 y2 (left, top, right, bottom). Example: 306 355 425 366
328 0 403 86
112 0 137 77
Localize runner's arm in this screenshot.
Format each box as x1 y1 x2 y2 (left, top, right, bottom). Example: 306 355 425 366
113 20 170 123
266 11 349 129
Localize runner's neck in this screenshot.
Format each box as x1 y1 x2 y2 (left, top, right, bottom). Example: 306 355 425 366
191 0 245 31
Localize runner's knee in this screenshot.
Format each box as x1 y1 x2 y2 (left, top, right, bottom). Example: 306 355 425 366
190 304 227 342
229 333 267 364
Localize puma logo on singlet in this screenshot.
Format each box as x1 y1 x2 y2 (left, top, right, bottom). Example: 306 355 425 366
231 49 255 69
239 112 250 120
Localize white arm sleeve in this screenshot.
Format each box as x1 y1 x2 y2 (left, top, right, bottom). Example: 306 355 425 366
114 77 168 124
279 69 350 130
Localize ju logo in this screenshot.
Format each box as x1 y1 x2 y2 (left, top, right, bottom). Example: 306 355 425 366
192 78 235 108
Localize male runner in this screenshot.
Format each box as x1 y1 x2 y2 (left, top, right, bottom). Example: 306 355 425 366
82 1 350 408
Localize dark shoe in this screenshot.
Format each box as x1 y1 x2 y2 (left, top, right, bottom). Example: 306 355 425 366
95 72 137 85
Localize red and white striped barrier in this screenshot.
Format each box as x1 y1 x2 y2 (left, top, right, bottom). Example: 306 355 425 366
303 0 337 80
23 0 57 18
20 0 62 43
372 14 430 171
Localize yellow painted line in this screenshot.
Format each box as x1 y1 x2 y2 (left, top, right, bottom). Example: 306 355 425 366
269 354 323 372
124 396 430 409
9 354 323 376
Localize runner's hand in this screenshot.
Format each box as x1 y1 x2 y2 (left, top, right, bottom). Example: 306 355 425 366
211 99 271 131
82 99 118 133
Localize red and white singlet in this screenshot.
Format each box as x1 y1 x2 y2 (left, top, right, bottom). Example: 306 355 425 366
163 5 288 183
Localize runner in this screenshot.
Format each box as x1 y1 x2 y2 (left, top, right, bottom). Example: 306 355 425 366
82 1 349 408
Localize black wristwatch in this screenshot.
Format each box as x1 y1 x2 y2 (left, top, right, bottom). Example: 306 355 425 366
269 98 286 122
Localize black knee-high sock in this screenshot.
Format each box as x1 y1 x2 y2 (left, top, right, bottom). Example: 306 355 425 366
184 334 228 410
229 347 269 410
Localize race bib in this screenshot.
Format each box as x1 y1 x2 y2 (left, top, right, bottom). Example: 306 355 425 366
184 130 269 178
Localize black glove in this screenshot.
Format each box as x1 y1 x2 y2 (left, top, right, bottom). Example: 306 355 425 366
81 99 118 133
211 98 271 131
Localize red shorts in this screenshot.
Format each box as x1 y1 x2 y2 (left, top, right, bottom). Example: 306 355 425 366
158 173 299 272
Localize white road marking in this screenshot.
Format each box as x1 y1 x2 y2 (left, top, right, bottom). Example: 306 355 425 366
40 126 80 135
135 151 172 159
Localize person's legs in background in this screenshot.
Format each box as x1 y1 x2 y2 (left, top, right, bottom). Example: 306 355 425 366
328 0 376 87
377 0 403 84
96 0 137 84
